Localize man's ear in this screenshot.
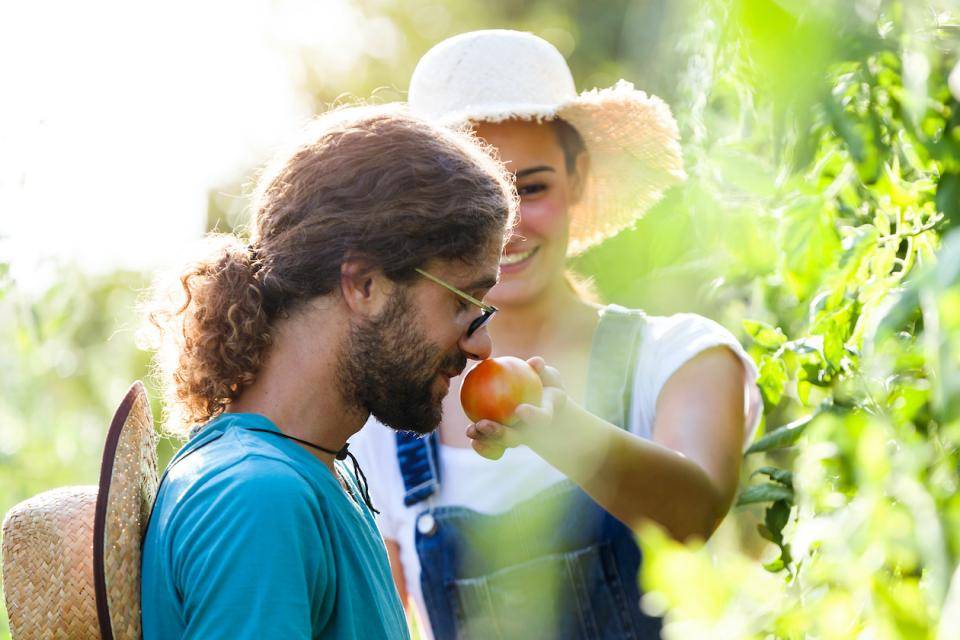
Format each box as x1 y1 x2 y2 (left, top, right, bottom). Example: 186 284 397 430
570 152 591 204
340 257 392 316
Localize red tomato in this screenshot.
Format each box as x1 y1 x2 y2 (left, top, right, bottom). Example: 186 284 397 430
460 356 543 425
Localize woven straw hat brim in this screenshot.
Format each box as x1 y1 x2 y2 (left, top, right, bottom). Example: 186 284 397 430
1 381 158 640
2 486 100 639
94 380 159 640
437 80 686 255
557 80 686 254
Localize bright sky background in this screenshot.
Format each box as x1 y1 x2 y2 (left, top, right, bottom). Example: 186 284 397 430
0 0 378 290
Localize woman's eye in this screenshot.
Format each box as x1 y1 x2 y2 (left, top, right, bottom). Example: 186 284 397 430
517 183 547 197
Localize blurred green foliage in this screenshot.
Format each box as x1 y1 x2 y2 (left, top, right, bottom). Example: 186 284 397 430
3 0 960 638
632 1 960 638
0 269 180 637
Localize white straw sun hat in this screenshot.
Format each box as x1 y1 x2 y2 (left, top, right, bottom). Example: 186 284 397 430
2 382 159 639
409 29 687 255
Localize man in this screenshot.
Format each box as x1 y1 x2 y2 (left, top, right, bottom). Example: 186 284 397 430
140 104 515 639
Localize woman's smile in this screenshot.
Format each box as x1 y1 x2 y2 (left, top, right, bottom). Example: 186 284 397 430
500 245 540 272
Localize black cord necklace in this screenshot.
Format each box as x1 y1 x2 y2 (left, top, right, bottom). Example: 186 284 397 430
246 428 379 514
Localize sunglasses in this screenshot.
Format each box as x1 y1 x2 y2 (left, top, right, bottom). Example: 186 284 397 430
415 268 498 337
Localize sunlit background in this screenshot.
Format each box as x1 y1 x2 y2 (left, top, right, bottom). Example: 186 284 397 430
1 0 702 291
1 0 373 289
3 0 960 638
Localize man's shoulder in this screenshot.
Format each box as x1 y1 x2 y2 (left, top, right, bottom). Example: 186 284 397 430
206 451 315 494
158 457 332 555
161 430 332 519
170 426 299 476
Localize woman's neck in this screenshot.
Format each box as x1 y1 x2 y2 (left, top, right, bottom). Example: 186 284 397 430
489 274 598 355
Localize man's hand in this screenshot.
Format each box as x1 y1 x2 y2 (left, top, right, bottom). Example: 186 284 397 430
465 356 567 460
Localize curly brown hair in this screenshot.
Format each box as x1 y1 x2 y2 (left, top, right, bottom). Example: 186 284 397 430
145 104 516 436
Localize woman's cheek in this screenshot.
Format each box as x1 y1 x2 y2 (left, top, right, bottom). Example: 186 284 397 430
517 194 568 239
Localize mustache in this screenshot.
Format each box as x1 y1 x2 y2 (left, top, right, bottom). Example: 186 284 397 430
439 352 468 377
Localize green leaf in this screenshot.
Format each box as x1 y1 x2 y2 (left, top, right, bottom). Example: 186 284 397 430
784 336 823 356
757 523 777 542
763 558 786 572
779 198 842 301
812 302 855 370
759 499 793 574
837 224 880 276
823 329 845 369
937 172 960 227
746 413 816 453
752 466 795 488
826 96 881 183
743 319 788 350
757 355 788 408
765 500 791 539
736 482 795 506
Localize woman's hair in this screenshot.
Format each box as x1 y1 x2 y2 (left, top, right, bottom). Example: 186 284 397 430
551 118 587 175
144 104 517 436
548 118 600 303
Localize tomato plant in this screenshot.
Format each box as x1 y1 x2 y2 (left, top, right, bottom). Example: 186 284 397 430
632 1 960 637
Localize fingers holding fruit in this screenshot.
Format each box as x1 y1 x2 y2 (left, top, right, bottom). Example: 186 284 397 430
466 419 523 459
514 386 566 429
460 356 568 456
525 357 564 390
470 438 507 461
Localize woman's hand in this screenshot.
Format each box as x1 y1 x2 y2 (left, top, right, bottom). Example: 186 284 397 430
465 356 568 460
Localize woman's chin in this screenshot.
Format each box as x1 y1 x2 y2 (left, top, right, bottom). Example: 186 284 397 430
488 277 545 308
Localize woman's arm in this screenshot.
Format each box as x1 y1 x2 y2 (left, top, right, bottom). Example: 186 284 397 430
467 346 746 542
386 538 427 637
385 538 409 608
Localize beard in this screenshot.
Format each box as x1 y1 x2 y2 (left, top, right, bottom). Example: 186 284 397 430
337 289 465 435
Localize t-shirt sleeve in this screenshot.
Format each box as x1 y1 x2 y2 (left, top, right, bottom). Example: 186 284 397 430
170 459 332 639
349 418 406 541
630 312 762 450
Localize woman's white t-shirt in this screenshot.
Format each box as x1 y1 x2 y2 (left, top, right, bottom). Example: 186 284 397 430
349 312 763 636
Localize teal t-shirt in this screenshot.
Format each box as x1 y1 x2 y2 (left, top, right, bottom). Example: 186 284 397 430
141 413 409 639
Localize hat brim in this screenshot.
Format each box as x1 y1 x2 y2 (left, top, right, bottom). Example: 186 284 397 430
557 81 686 254
446 80 686 255
2 486 100 639
93 381 158 640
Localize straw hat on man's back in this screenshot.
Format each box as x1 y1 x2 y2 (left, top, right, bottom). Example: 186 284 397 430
408 29 687 255
2 381 159 639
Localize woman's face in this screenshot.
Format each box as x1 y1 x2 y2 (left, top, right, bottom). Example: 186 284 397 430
474 119 582 307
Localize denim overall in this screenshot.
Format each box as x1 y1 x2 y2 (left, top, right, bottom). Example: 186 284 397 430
394 305 663 639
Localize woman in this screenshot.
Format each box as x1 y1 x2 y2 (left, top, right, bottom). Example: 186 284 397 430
350 31 762 639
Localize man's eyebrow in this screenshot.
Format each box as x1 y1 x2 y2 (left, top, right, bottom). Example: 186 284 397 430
514 165 556 180
465 275 499 292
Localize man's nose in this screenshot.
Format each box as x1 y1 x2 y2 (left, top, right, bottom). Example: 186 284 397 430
460 324 493 361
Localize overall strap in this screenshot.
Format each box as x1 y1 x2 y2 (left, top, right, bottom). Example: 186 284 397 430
584 304 647 429
395 430 442 507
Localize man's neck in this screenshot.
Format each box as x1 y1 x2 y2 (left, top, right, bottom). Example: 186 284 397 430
226 302 365 473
